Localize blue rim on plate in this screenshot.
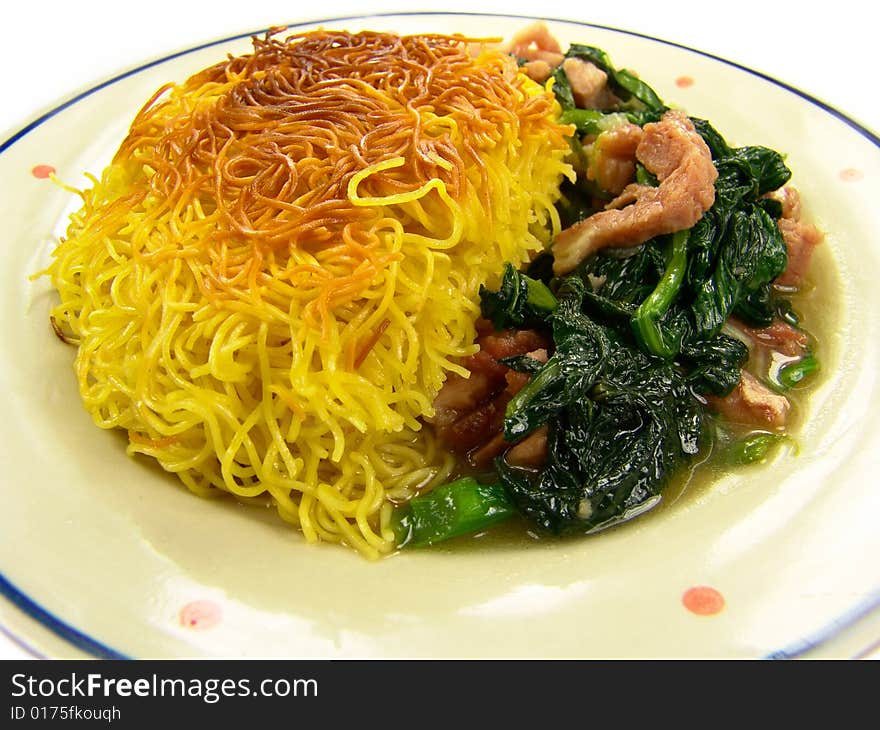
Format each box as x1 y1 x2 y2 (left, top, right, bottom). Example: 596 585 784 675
1 11 877 661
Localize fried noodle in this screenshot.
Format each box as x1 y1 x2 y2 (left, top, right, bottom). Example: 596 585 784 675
44 29 573 558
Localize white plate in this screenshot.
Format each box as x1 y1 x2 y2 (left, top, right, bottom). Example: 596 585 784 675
2 12 879 659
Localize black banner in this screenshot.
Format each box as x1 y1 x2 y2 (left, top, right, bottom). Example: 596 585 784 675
3 660 587 724
0 658 856 725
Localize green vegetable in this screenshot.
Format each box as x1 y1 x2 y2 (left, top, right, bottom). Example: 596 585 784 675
548 48 793 348
728 432 784 465
559 109 633 137
477 248 754 535
687 119 792 334
427 41 808 546
578 117 793 361
680 334 749 397
559 108 607 135
564 44 667 116
525 277 558 313
391 478 516 548
733 283 777 328
479 262 558 329
631 229 690 358
581 242 667 305
578 245 749 398
689 204 788 335
498 353 546 374
503 279 610 441
635 163 659 187
550 64 577 110
777 353 820 390
497 277 702 533
549 43 666 132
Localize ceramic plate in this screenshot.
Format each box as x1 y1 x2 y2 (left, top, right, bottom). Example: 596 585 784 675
2 12 879 659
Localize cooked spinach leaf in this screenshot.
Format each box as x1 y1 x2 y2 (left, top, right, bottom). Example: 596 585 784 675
680 334 749 396
550 43 666 130
733 282 776 328
684 118 792 332
550 64 577 110
578 244 749 397
457 44 804 544
497 277 703 534
479 262 558 329
503 279 610 441
565 44 667 115
574 118 792 356
689 204 788 335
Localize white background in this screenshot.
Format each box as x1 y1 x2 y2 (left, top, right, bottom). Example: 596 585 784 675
0 0 875 659
1 0 876 138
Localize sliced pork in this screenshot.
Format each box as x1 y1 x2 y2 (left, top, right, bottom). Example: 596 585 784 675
587 122 643 195
705 370 790 429
430 327 552 467
562 57 615 109
553 110 717 274
768 186 824 288
777 218 823 288
728 316 809 359
504 21 565 66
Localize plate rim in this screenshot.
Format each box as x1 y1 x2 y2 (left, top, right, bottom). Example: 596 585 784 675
3 11 877 156
2 10 878 660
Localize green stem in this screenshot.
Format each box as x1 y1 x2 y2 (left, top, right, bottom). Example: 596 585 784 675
559 108 607 135
525 277 558 314
503 357 562 440
728 432 784 465
777 353 819 390
631 229 689 358
391 478 515 548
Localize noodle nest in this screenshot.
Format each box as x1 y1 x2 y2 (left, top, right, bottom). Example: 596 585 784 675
44 29 573 558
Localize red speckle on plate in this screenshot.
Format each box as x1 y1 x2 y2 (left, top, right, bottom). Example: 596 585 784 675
682 585 725 615
179 600 222 630
31 164 55 179
839 167 864 182
675 76 695 88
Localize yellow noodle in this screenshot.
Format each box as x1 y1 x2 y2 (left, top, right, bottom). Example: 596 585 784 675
42 29 573 557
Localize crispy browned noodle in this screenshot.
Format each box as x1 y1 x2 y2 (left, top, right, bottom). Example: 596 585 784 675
44 29 573 557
